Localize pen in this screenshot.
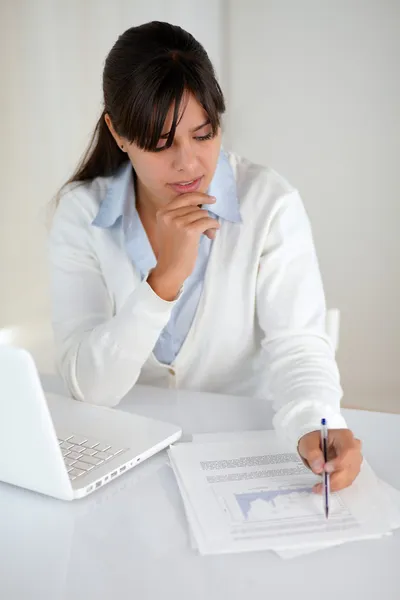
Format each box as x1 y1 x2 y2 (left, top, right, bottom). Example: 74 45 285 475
321 418 330 519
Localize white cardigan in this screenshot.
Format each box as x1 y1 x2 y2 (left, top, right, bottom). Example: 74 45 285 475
48 151 347 448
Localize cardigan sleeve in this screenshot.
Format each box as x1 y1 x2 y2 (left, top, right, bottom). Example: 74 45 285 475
48 190 178 406
255 189 348 448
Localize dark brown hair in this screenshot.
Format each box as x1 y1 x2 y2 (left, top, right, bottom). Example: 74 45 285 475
59 21 225 195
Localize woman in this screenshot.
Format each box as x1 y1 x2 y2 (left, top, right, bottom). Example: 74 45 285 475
49 21 362 493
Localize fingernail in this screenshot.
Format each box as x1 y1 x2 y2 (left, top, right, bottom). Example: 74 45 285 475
325 462 335 474
311 459 324 473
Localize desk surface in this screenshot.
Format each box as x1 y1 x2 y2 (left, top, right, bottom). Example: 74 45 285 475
1 379 400 600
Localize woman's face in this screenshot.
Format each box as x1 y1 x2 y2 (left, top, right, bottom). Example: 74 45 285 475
108 92 222 210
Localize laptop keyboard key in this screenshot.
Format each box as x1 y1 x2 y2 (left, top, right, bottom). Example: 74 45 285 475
94 442 111 452
60 442 74 450
68 451 83 460
68 435 88 445
81 439 100 449
74 461 94 472
65 458 77 467
82 448 97 456
112 448 124 456
79 455 103 466
95 451 113 461
69 468 85 479
71 444 87 453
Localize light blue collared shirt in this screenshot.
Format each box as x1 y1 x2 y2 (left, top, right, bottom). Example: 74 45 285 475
93 149 241 365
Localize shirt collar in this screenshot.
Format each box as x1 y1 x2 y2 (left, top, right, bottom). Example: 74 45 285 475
92 148 242 229
92 161 133 228
206 148 242 222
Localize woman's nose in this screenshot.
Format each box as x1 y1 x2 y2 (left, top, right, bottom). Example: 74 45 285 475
172 142 198 172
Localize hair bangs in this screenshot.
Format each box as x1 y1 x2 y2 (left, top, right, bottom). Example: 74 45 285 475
119 55 225 152
119 64 186 152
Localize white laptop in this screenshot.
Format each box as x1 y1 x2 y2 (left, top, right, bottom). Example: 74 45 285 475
0 346 182 501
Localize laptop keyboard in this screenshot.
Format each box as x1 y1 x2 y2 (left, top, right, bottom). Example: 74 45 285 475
57 434 127 481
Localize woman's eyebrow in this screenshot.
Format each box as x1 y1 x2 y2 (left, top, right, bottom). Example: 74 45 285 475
160 118 211 139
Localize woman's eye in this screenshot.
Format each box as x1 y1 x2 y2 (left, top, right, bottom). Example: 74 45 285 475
154 132 214 152
195 132 214 141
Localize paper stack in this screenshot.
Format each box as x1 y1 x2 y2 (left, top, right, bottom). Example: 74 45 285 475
168 430 400 558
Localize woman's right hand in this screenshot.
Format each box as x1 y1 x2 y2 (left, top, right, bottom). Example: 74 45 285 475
147 192 220 301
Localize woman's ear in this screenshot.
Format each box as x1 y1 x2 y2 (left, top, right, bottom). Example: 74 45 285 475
104 113 125 150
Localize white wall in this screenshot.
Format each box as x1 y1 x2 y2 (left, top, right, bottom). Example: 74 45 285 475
225 0 400 411
0 0 224 370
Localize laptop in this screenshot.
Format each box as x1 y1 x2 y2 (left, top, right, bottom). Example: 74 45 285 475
0 345 182 500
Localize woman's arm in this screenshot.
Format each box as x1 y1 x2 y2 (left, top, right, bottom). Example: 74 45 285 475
256 189 348 448
48 191 177 406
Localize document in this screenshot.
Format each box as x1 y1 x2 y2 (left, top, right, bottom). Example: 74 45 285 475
168 431 400 556
275 479 400 558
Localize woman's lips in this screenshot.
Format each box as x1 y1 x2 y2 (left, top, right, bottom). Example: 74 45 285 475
168 176 203 194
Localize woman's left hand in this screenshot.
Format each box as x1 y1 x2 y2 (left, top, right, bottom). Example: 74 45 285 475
298 428 363 493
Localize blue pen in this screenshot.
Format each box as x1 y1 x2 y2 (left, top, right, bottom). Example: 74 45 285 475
321 418 330 519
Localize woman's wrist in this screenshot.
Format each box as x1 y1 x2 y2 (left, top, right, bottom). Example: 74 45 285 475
147 267 183 302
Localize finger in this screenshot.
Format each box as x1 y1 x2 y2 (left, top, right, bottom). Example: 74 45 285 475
298 433 325 475
187 217 220 235
179 211 220 230
324 451 349 474
161 205 207 220
305 451 325 475
313 483 323 494
327 429 359 455
162 193 216 212
329 469 357 492
313 458 362 494
159 206 219 232
325 469 356 493
323 430 357 471
204 229 216 239
325 444 363 475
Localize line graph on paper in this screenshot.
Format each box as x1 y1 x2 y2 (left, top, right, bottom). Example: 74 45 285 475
236 487 313 520
216 486 349 523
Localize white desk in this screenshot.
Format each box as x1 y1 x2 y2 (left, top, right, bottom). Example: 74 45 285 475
1 379 400 600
